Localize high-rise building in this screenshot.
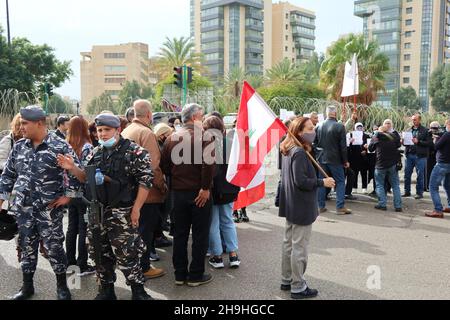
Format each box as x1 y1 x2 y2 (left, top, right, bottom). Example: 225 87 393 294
80 43 150 112
190 0 273 82
272 1 316 65
354 0 450 111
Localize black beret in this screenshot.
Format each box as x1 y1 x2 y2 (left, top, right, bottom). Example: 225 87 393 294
95 114 120 128
20 106 47 121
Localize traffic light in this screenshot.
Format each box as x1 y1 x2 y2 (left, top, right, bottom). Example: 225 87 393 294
187 67 193 84
173 67 183 89
44 83 54 97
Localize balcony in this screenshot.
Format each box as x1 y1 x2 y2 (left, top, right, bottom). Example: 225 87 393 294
354 0 376 17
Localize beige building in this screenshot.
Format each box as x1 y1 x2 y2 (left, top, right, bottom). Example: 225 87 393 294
355 0 450 111
190 0 273 81
80 43 150 113
272 2 316 65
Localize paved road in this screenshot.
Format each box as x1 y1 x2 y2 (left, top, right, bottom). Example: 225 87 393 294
1 186 450 300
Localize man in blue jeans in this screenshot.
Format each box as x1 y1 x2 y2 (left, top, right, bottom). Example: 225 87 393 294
427 119 450 219
315 106 352 215
403 114 433 200
368 122 403 212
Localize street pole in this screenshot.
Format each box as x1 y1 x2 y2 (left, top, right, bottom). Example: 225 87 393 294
6 0 11 47
182 64 187 107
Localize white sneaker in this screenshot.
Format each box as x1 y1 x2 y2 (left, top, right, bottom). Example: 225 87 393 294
362 189 367 194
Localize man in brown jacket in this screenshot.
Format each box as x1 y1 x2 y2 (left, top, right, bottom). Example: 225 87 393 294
161 103 215 287
122 99 167 280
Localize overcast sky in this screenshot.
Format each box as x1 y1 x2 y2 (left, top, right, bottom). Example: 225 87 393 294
0 0 361 99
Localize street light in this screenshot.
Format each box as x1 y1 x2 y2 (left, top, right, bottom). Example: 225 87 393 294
5 0 11 47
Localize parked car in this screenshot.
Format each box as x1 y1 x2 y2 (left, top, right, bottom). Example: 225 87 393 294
152 112 181 126
223 113 237 129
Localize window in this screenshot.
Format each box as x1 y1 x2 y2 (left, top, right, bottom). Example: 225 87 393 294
104 65 127 73
104 53 125 59
405 31 413 38
404 66 411 72
405 19 412 26
286 24 289 30
406 7 413 14
403 77 410 84
404 42 412 49
286 13 289 19
285 35 288 41
404 54 411 61
105 77 126 84
285 46 288 52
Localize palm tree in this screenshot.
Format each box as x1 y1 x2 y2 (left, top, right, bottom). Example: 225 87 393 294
320 33 390 105
266 58 304 85
156 37 204 79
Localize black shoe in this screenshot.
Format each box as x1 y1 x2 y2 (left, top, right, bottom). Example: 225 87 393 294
415 194 424 200
402 193 411 198
229 255 241 269
233 211 241 223
345 195 358 201
241 213 250 223
208 256 225 269
56 273 71 300
131 284 153 300
154 236 173 248
187 274 213 287
10 273 34 301
94 283 117 300
77 265 96 277
291 287 319 300
395 208 403 213
375 205 387 211
281 284 291 291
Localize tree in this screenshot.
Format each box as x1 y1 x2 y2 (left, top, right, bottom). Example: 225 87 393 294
429 64 450 112
0 27 73 94
48 94 73 114
87 93 117 115
299 52 324 85
266 58 304 85
156 37 204 79
391 86 420 109
116 80 155 114
258 82 326 104
320 33 390 105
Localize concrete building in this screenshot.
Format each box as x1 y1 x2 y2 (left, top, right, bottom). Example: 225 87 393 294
190 0 273 82
80 43 150 112
355 0 450 111
271 1 316 65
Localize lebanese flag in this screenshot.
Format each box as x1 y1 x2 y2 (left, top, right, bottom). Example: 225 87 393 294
227 81 288 210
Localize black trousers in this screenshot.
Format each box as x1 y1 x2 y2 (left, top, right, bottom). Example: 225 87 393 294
139 204 161 272
172 191 212 281
65 200 88 269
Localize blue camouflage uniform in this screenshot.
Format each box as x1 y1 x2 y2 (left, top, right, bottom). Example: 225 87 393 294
0 132 80 275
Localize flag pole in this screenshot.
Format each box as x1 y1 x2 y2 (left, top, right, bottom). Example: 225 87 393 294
286 130 330 179
353 94 357 113
342 97 347 122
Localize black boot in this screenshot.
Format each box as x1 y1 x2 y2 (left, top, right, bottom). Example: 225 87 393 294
241 208 249 223
94 283 117 300
56 273 72 300
10 273 35 300
131 284 153 300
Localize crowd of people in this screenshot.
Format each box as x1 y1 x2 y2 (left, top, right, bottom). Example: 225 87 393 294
1 100 450 301
277 105 450 299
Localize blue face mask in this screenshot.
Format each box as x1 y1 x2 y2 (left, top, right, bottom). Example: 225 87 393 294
99 136 117 149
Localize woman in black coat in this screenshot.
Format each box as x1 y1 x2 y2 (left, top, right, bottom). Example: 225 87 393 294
279 117 335 300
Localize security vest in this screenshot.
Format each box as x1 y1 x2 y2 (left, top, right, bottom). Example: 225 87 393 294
87 137 137 208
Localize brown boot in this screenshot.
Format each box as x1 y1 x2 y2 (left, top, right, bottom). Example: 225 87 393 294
336 208 352 215
425 211 444 219
143 266 166 280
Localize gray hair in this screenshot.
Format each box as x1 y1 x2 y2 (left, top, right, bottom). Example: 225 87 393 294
133 100 152 117
326 106 337 117
182 103 204 124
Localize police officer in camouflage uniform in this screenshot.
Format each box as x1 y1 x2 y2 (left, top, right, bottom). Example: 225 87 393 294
0 106 79 300
58 114 154 300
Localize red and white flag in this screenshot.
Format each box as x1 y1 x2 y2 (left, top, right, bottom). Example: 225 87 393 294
227 81 288 210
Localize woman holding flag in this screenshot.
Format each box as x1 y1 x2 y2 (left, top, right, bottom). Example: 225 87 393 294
279 117 335 300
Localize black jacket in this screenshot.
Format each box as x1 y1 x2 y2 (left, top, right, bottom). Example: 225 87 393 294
279 147 323 226
212 136 240 205
315 119 348 165
368 131 402 169
405 125 433 158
